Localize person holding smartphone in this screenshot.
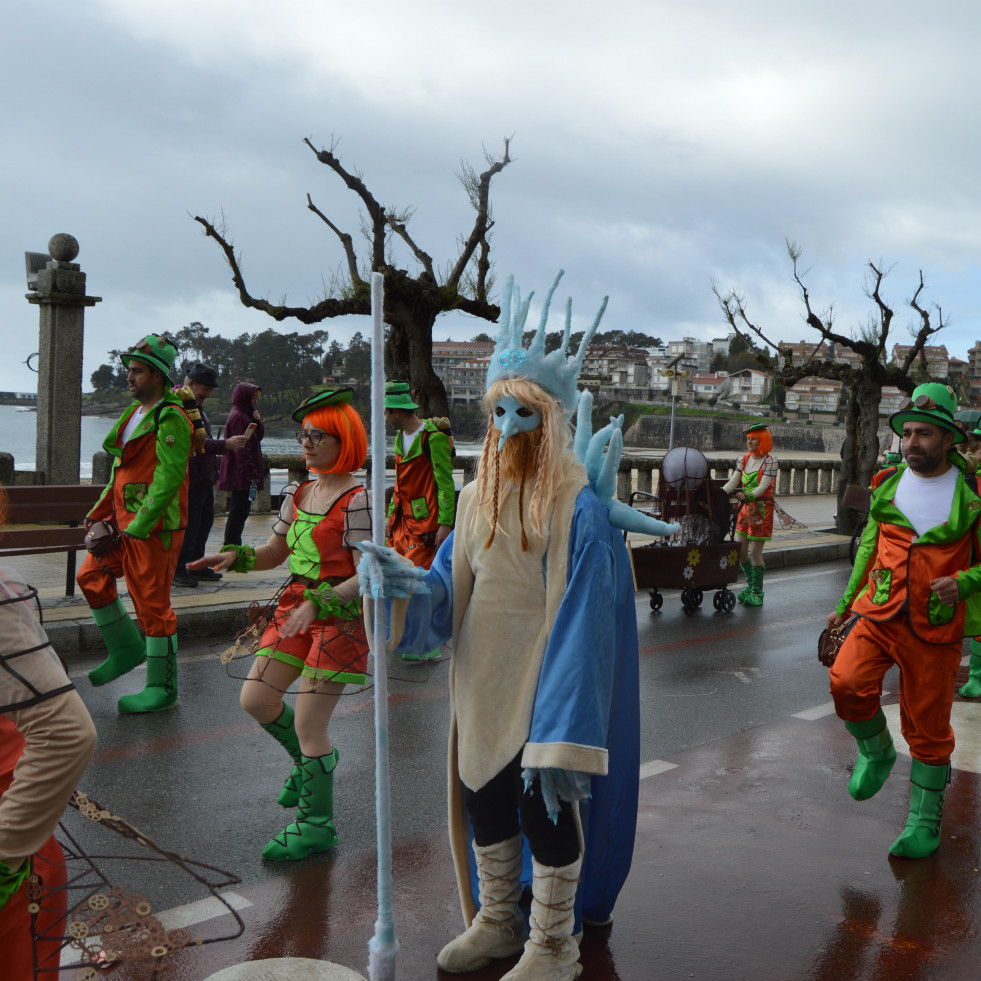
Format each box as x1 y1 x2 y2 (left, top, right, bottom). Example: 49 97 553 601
218 382 265 547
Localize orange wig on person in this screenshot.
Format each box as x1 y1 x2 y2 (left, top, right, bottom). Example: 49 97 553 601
303 403 368 474
748 427 773 455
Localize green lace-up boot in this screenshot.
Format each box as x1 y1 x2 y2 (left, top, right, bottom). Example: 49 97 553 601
736 562 754 604
262 749 339 861
260 703 303 808
88 599 147 687
845 710 896 800
889 759 950 859
742 564 765 607
959 640 981 698
117 634 178 713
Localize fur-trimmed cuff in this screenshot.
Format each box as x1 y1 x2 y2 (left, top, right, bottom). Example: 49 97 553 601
219 543 256 573
303 582 344 621
522 741 609 776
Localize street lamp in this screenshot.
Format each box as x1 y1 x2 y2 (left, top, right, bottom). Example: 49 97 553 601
661 357 691 450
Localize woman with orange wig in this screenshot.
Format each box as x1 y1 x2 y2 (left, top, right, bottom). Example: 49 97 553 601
722 422 778 607
192 389 370 861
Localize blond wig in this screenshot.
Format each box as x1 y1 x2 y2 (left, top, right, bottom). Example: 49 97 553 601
476 378 573 550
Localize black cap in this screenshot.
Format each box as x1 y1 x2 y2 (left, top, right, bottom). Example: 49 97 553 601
185 362 219 388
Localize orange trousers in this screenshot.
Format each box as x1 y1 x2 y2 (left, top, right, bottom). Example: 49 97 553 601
829 614 962 765
77 532 183 636
0 836 67 980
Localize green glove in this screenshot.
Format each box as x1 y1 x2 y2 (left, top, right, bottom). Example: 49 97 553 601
0 859 29 910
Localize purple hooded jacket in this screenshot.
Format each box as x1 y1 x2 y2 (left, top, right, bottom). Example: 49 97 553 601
218 383 265 491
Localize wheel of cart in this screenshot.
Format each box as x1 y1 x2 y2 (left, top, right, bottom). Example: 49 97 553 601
712 586 737 613
625 446 740 615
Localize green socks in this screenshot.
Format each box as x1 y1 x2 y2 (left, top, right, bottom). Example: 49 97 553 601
262 749 339 861
742 564 765 607
889 759 950 860
959 640 981 698
88 600 147 687
117 634 178 714
845 710 896 801
260 703 304 808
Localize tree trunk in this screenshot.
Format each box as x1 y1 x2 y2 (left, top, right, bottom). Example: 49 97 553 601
383 283 450 418
836 377 882 533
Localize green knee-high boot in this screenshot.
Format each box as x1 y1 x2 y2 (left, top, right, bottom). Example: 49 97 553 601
742 564 765 607
260 703 303 808
960 640 981 698
88 600 147 687
117 635 178 714
845 710 896 801
889 759 950 860
262 750 339 861
736 562 754 604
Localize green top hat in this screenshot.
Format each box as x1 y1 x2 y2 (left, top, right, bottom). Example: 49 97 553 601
743 422 770 435
384 380 419 411
291 388 354 423
121 334 178 378
889 382 964 444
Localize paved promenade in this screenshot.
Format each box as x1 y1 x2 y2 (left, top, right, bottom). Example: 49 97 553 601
26 493 850 654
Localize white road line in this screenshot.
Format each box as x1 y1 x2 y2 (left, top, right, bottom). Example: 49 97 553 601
155 891 254 931
640 760 678 780
793 702 837 720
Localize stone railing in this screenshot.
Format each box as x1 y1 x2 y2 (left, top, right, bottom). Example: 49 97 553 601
81 451 838 515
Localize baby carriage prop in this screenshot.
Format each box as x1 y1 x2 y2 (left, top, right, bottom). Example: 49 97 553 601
627 446 739 615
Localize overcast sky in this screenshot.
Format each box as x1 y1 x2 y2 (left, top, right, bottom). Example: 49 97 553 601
4 0 981 393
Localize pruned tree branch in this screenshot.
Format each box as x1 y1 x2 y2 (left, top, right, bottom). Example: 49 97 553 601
305 193 363 287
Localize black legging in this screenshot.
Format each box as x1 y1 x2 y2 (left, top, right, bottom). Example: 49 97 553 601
463 754 580 868
223 489 252 546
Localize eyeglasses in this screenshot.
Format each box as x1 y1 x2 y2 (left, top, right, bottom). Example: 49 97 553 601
295 431 334 446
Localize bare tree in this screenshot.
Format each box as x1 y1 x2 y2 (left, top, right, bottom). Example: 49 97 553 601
194 137 513 417
714 241 948 533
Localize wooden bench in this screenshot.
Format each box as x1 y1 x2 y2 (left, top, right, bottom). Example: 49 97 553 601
0 484 104 596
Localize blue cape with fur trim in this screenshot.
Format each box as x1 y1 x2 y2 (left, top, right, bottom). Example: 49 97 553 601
397 484 640 927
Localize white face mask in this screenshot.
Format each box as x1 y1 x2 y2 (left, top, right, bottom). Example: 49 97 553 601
493 395 542 451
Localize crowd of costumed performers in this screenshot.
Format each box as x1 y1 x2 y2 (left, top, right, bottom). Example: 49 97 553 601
358 271 678 981
190 390 371 862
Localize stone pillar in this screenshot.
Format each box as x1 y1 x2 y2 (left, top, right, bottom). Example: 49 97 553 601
26 234 101 485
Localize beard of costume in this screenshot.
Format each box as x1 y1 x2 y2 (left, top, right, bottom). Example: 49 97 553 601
484 428 540 552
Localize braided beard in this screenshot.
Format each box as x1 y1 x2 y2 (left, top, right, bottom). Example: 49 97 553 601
484 429 538 551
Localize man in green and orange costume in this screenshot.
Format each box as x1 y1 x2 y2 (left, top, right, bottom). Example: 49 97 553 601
77 333 192 713
827 382 981 859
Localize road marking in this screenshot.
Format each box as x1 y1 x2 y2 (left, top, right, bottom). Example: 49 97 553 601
639 613 823 655
640 760 678 779
793 702 837 720
155 891 253 931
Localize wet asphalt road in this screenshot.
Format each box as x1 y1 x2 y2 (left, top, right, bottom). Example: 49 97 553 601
63 559 858 916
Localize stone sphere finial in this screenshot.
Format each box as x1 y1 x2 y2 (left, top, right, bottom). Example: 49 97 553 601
48 233 79 262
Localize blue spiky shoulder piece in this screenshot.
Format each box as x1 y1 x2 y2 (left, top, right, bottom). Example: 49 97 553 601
574 391 678 539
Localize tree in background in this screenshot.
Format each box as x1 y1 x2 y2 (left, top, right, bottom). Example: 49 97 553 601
714 242 947 533
195 136 514 417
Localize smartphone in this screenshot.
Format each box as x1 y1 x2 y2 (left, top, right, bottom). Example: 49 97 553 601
244 423 257 439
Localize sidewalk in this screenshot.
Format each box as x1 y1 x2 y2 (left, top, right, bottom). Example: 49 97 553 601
21 496 850 653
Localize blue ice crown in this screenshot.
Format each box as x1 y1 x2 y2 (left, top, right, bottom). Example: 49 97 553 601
486 270 609 416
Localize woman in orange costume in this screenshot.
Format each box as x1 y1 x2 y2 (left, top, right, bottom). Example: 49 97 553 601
192 389 370 862
722 423 778 607
0 485 97 979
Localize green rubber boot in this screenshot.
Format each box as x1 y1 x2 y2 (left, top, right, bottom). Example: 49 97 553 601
117 635 178 714
260 703 303 808
845 710 897 801
262 749 339 861
88 600 147 687
959 640 981 698
736 562 754 604
889 759 950 860
742 564 765 607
